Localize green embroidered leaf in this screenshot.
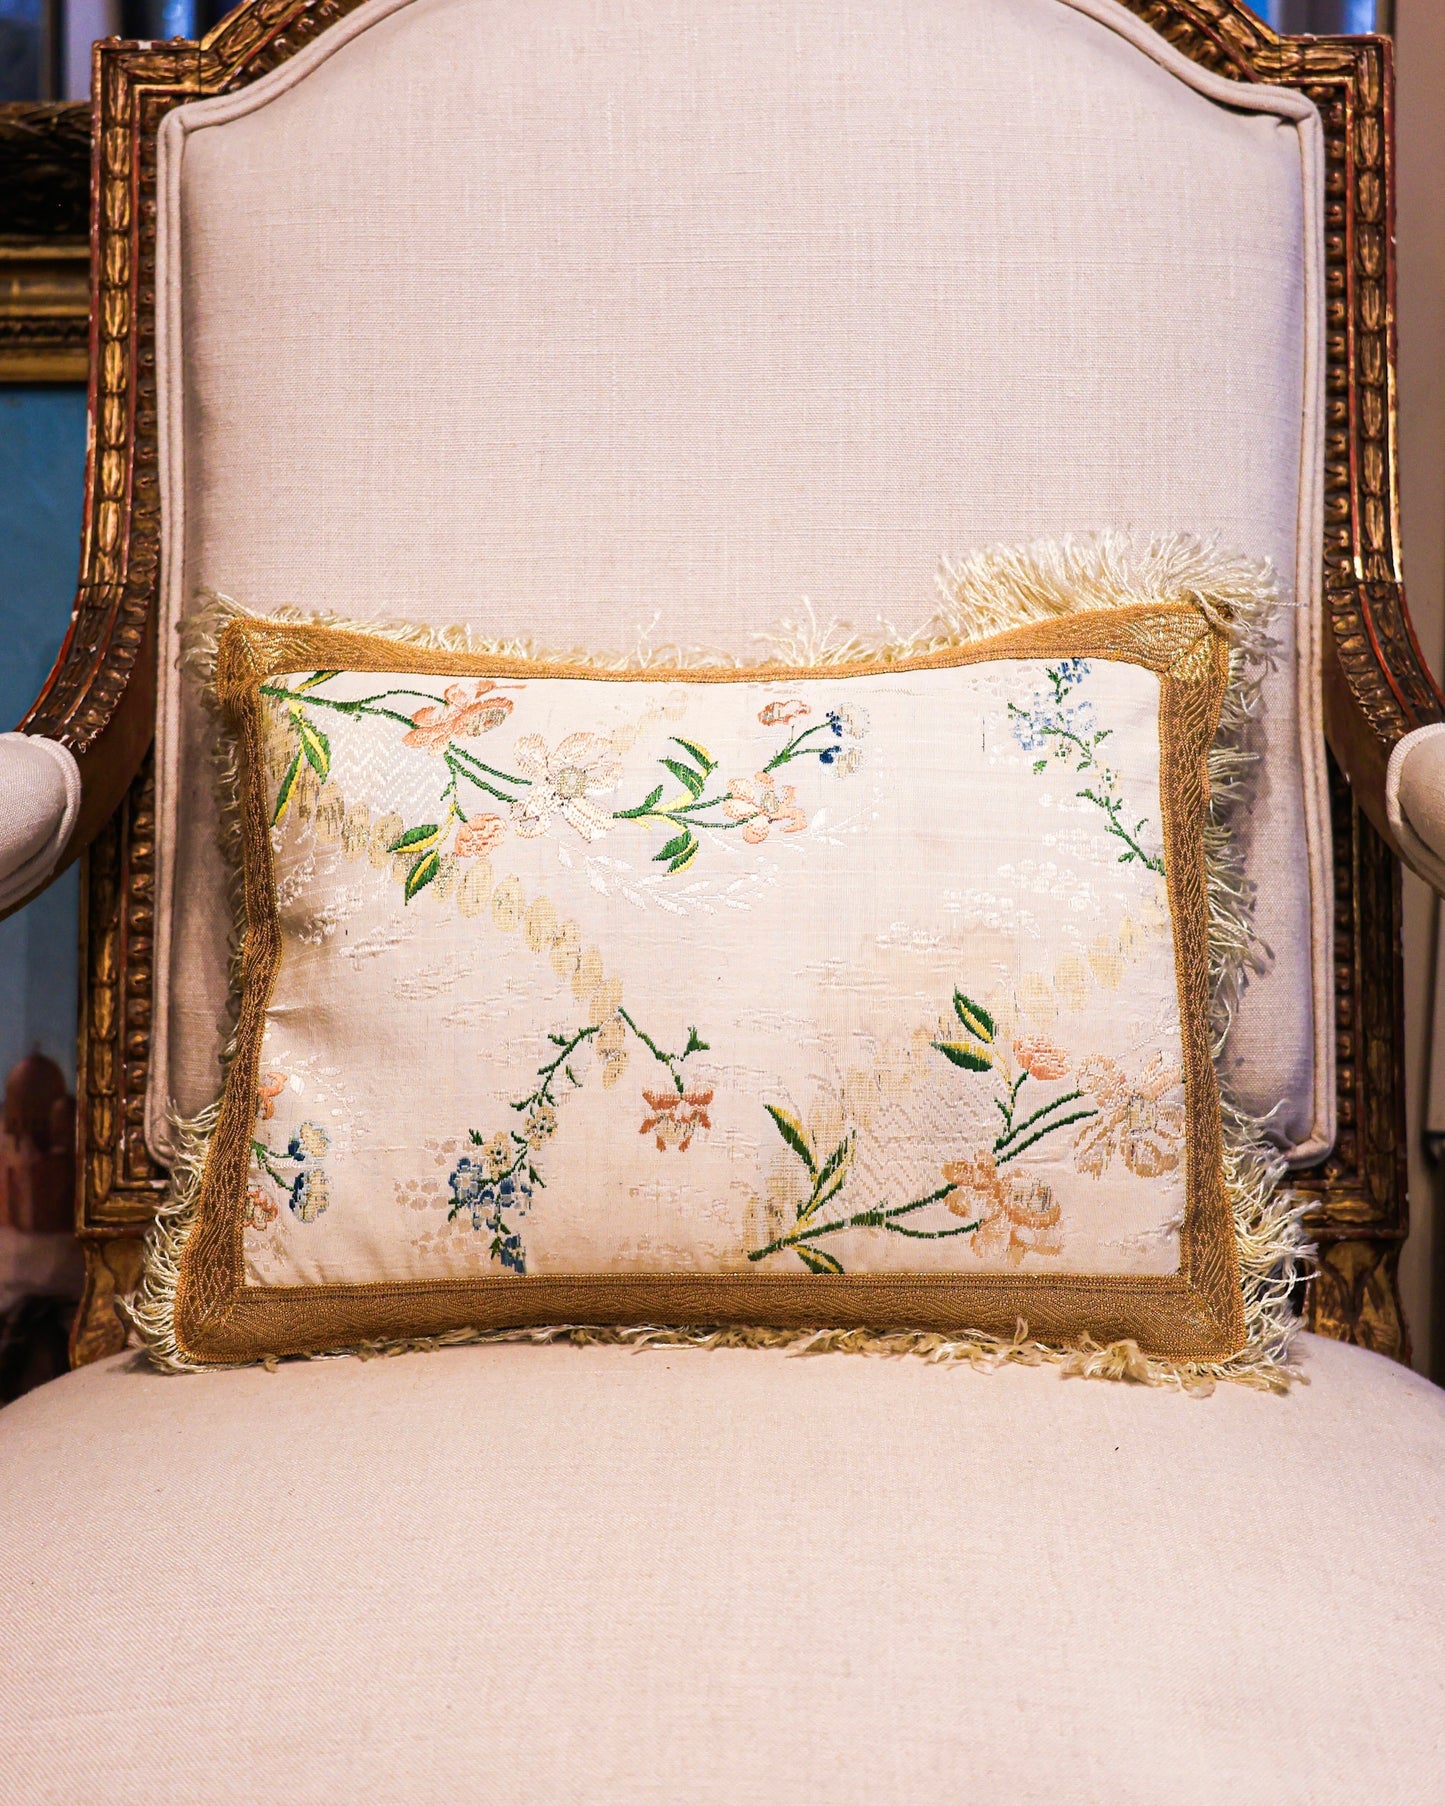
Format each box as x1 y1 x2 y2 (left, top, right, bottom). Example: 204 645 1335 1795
292 670 341 693
292 711 331 783
934 1039 994 1073
671 737 716 775
613 785 664 820
666 841 699 874
272 749 303 824
766 1103 816 1176
814 1134 853 1193
655 831 695 867
404 850 440 902
952 991 996 1043
469 1129 485 1144
661 757 705 798
387 822 441 855
684 1026 709 1056
796 1245 845 1276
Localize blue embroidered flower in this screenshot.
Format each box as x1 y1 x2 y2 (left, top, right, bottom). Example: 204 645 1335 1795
289 1164 331 1223
448 1156 533 1273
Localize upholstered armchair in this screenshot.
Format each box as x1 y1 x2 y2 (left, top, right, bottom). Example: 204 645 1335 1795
2 1 1442 1797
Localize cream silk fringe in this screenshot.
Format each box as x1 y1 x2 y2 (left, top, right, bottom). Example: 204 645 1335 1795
128 533 1313 1393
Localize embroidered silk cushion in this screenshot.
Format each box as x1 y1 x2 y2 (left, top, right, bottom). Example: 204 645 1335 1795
136 551 1305 1382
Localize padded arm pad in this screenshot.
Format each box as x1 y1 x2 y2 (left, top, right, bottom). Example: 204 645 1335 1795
1387 724 1445 898
0 733 82 914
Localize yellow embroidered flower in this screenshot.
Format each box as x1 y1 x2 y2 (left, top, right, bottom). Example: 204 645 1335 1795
511 732 622 842
524 1101 557 1148
369 812 404 869
340 803 372 860
524 897 558 953
291 1169 331 1224
481 1133 513 1180
403 682 515 754
295 1122 329 1159
722 773 807 844
639 1088 714 1152
758 698 810 727
491 875 525 931
1074 1055 1185 1179
313 786 346 843
550 920 582 980
596 1013 629 1088
455 814 507 857
457 860 493 918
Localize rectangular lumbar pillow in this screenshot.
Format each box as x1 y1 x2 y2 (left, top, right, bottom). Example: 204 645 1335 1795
133 542 1308 1386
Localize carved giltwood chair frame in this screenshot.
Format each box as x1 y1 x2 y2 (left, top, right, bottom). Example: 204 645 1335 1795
14 0 1435 1368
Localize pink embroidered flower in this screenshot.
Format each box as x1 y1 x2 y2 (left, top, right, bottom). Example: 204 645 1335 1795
722 773 807 844
454 814 507 857
639 1088 714 1152
256 1072 286 1121
942 1151 1062 1265
1074 1055 1184 1179
403 682 515 754
758 699 811 727
942 1150 1009 1220
1013 1036 1071 1082
243 1187 278 1231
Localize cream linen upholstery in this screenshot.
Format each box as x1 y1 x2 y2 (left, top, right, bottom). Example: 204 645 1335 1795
0 733 80 913
1 1335 1441 1803
149 0 1335 1166
1387 724 1445 898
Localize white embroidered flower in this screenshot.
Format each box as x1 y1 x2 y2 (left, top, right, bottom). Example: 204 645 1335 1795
510 733 622 842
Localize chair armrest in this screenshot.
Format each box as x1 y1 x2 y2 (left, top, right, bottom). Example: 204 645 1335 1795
0 734 81 912
1386 725 1445 897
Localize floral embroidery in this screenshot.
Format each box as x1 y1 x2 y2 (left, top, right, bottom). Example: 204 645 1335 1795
454 814 508 857
941 1153 1063 1264
243 1187 279 1232
402 681 516 753
255 1071 286 1120
1073 1054 1185 1178
262 673 869 893
510 732 624 842
449 1009 711 1274
611 704 868 873
639 1088 715 1151
1013 1035 1071 1081
1008 662 1164 874
721 774 806 843
250 1119 332 1223
747 988 1096 1272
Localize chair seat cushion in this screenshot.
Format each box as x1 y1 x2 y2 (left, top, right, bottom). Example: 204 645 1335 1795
2 1334 1441 1803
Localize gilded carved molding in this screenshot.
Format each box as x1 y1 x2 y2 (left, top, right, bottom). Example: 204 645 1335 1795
56 0 1424 1364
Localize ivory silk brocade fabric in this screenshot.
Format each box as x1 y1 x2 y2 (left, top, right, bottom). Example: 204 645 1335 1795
154 604 1251 1364
245 655 1186 1289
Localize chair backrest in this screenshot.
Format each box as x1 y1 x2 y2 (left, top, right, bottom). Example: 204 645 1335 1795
45 0 1421 1364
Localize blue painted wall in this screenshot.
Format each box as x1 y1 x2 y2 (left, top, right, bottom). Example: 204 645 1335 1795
0 386 88 1085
